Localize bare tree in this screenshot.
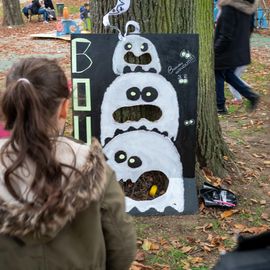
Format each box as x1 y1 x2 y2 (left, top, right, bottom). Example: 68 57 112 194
91 0 231 177
2 0 24 26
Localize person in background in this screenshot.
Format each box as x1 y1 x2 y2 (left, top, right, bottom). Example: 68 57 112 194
227 13 256 105
80 2 92 31
80 2 90 20
44 0 54 9
0 58 136 270
214 0 260 114
38 0 50 23
22 2 33 20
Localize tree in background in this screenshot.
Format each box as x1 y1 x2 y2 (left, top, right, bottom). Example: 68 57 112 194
91 0 231 177
2 0 24 26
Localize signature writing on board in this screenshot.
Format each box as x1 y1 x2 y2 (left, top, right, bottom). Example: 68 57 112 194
167 50 196 75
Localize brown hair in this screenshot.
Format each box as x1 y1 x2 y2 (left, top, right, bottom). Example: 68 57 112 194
1 58 72 204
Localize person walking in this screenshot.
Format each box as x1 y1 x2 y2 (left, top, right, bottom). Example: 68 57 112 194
0 58 136 270
214 0 260 114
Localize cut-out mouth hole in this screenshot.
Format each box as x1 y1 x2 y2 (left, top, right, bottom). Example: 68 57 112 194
119 171 169 201
124 52 152 65
113 105 162 123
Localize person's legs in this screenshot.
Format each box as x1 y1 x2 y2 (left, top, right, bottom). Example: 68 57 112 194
38 8 49 22
215 69 227 113
228 66 247 101
22 7 29 19
225 69 260 110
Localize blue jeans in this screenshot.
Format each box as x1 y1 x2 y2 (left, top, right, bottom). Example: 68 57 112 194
22 7 30 18
38 8 48 21
215 68 258 109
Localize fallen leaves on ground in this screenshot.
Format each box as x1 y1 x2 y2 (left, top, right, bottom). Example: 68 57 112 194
130 261 154 270
220 209 239 219
233 224 269 234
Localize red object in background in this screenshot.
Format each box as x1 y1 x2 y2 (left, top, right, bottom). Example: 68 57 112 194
0 122 10 138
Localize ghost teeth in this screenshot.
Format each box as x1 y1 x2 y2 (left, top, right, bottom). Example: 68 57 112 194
103 126 171 146
123 66 157 74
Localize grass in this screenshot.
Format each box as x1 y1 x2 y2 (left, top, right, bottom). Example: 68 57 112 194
68 5 79 15
146 248 211 270
192 267 209 270
238 206 264 227
223 238 235 249
227 129 242 139
251 207 264 226
135 222 152 238
258 175 269 183
211 220 221 233
146 248 187 269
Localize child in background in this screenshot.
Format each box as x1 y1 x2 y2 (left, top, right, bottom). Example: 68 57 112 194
80 2 92 31
0 57 136 270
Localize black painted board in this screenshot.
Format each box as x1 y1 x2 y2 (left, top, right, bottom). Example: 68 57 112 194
71 33 199 214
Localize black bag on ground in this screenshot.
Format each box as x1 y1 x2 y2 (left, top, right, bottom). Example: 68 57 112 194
213 231 270 270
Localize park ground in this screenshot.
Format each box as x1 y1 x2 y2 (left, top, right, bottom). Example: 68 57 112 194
0 2 269 270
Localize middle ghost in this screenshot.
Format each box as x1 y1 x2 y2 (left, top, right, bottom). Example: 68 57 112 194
100 72 180 145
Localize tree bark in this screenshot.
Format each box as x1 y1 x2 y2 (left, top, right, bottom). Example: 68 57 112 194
2 0 24 26
195 0 231 177
91 0 231 177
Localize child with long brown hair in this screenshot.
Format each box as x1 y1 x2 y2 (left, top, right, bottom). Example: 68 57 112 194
0 57 136 270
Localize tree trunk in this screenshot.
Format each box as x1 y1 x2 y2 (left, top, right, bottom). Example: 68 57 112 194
91 0 231 177
2 0 24 26
195 0 231 177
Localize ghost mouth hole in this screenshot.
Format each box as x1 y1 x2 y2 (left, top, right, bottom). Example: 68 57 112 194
124 52 152 65
113 105 162 123
119 171 169 201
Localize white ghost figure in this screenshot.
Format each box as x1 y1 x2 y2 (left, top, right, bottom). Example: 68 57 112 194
103 130 184 213
100 72 179 145
112 35 161 75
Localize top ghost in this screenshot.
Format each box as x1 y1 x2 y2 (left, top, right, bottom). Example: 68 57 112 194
112 35 161 75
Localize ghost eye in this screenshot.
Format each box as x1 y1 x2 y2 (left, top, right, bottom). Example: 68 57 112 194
124 43 132 50
141 87 158 102
140 43 148 52
128 156 142 168
126 87 140 101
115 151 127 163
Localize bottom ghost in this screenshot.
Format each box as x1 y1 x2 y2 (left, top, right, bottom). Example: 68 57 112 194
103 130 184 213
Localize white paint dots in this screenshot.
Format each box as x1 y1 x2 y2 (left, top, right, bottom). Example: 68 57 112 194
180 50 192 60
184 119 195 126
119 154 126 160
